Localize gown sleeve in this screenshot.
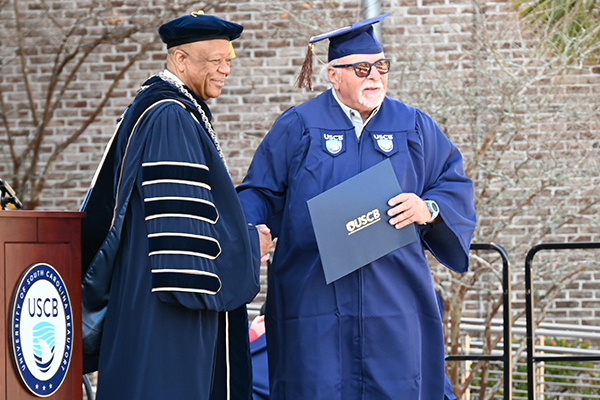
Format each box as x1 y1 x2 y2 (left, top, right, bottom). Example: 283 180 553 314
237 107 307 238
137 103 260 310
416 109 477 273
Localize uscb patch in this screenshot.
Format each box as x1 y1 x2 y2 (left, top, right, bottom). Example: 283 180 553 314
373 133 394 153
322 133 345 156
10 263 73 397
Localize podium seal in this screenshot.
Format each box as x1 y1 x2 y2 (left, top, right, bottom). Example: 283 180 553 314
10 263 73 397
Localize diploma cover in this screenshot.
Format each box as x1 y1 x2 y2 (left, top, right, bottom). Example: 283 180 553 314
307 159 418 284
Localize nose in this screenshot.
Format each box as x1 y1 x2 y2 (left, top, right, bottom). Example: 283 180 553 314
367 66 381 79
218 60 230 76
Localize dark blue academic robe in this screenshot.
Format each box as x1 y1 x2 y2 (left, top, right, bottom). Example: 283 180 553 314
81 76 260 400
250 334 269 400
237 89 476 400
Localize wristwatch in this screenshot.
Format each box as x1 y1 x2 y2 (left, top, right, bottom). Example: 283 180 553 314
424 200 439 224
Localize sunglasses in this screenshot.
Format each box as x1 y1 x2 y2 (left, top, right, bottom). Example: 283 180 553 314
333 58 391 77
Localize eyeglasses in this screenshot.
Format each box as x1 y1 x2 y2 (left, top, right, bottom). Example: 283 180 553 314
333 58 391 77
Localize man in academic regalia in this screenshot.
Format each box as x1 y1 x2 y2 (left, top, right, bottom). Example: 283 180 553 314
237 13 476 400
79 13 273 400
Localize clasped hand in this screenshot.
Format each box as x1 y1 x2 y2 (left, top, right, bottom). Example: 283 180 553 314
256 224 274 264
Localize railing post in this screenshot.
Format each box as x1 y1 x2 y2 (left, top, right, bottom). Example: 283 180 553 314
538 336 545 400
524 242 600 400
447 243 512 400
525 245 537 400
462 335 471 400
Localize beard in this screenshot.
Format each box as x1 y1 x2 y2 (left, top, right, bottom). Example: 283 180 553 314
358 80 385 108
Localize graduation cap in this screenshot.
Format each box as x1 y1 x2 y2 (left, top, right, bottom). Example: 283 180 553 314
297 12 390 91
158 11 243 57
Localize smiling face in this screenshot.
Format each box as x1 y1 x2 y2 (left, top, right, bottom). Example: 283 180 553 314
167 39 232 100
328 52 388 121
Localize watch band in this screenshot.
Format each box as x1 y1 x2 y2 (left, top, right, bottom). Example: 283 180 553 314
424 200 439 224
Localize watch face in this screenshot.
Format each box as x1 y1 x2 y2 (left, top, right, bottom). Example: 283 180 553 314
426 201 436 212
425 201 439 223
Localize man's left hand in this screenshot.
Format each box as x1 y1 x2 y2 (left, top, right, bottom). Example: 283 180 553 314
387 193 431 229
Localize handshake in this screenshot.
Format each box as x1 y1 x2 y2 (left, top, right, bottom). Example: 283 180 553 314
256 224 273 264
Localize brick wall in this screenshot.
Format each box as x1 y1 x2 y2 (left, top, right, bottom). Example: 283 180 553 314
2 0 600 327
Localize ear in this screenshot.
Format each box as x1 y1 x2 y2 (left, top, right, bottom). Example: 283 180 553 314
172 49 187 73
328 66 340 90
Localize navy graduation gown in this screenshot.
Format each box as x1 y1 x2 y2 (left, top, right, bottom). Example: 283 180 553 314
81 76 260 400
237 89 476 400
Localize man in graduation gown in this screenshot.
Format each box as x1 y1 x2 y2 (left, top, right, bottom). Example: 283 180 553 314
237 13 476 400
80 13 273 400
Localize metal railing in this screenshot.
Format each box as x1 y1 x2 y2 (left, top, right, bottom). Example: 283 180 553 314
525 242 600 400
458 318 600 398
446 242 513 400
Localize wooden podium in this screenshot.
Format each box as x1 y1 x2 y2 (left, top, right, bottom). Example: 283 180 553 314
0 211 84 400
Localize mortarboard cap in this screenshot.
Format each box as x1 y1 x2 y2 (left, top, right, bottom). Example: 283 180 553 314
297 12 390 91
159 11 243 49
311 12 389 61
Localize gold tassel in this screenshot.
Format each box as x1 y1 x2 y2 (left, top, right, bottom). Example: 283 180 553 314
296 43 314 91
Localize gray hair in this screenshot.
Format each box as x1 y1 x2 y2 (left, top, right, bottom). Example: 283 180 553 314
319 58 341 84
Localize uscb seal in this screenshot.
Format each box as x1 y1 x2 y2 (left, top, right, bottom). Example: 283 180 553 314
324 133 344 155
373 134 394 153
377 139 393 152
10 263 73 397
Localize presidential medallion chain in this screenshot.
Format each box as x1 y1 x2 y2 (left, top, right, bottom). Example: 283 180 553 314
155 71 229 172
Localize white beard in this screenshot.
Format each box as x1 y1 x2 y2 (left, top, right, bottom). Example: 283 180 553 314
358 80 385 108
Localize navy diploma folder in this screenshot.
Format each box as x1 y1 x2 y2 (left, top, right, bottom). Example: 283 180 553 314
307 159 418 284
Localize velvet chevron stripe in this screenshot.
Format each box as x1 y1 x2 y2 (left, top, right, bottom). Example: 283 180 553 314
147 233 221 259
144 197 219 223
142 162 210 189
151 269 221 294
